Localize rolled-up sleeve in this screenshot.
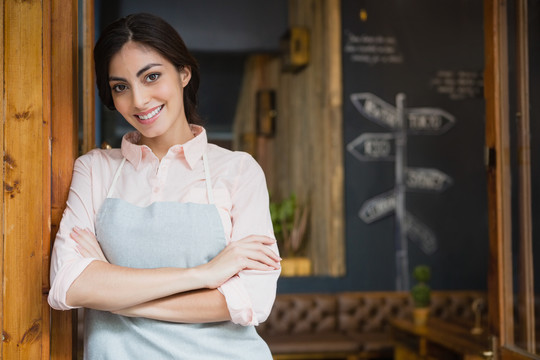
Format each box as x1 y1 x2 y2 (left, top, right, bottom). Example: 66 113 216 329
218 154 280 326
48 153 99 310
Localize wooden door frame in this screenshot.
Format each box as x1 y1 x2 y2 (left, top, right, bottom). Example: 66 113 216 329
484 0 514 350
484 0 538 358
49 0 80 358
2 0 81 359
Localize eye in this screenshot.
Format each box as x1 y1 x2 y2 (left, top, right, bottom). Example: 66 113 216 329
146 73 160 82
111 84 127 93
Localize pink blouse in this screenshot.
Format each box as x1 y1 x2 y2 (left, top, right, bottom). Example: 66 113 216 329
48 125 280 326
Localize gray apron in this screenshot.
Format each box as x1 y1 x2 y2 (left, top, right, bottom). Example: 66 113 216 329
84 154 272 360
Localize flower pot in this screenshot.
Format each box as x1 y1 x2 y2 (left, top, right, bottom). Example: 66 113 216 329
280 257 312 277
413 307 430 326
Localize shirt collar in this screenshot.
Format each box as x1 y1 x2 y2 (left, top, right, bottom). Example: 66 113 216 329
120 125 208 170
182 125 207 169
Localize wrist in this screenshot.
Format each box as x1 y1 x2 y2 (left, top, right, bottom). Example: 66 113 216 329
185 266 210 289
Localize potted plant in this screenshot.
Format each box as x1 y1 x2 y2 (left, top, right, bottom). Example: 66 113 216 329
270 193 311 276
411 265 431 326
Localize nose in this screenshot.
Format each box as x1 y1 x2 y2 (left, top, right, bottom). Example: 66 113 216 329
131 84 150 110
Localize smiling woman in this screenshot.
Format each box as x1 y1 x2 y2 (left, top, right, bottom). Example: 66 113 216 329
107 42 194 158
48 13 280 359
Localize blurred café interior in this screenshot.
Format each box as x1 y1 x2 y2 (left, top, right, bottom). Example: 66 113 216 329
2 0 540 359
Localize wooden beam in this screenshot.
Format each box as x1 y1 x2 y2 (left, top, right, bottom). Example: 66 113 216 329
515 0 535 353
285 0 345 276
3 0 46 358
42 0 52 358
82 0 95 153
483 0 513 346
322 0 344 276
50 0 79 357
233 0 345 277
0 0 4 356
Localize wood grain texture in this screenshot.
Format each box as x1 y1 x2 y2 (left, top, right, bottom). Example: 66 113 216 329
50 0 78 358
82 0 95 153
3 0 45 358
2 0 79 358
42 1 52 358
280 0 344 276
0 0 4 357
515 0 535 353
234 0 345 276
483 0 514 347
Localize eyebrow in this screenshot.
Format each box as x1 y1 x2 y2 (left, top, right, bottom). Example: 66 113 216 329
108 63 163 82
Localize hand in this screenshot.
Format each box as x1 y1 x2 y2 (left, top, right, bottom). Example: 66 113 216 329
71 227 109 263
197 235 281 289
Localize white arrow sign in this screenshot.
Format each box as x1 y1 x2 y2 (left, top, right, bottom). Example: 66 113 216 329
358 190 437 255
347 133 396 161
350 92 456 134
359 193 438 255
406 168 453 192
407 108 455 134
350 92 452 289
404 212 438 255
358 190 396 223
350 93 398 129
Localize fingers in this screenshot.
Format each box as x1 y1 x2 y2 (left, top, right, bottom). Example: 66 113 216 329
225 242 281 270
70 227 108 262
244 259 280 271
246 251 281 270
72 227 99 251
227 238 281 263
238 235 277 246
76 244 92 258
227 247 280 270
261 245 281 262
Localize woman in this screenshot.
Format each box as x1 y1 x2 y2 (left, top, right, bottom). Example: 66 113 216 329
48 13 281 359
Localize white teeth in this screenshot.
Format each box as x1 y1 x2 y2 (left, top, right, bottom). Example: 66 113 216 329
137 106 162 120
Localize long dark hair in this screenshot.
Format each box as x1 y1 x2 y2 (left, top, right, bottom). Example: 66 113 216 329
94 13 201 124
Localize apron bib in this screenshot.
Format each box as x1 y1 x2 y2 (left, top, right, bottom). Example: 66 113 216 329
84 154 272 360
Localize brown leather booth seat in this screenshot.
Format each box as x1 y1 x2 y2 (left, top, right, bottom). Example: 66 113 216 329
256 291 486 360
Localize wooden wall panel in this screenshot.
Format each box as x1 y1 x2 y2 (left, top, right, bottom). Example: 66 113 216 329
233 55 280 190
234 0 345 276
42 0 52 358
50 0 78 358
82 0 96 153
3 0 46 358
279 0 344 276
0 0 4 356
2 0 79 358
484 0 514 347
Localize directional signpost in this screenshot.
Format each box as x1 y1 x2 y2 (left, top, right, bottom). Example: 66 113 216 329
348 92 455 290
347 133 396 161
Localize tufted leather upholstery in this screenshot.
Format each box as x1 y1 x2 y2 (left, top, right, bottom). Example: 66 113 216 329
337 292 412 333
257 291 487 359
259 294 338 335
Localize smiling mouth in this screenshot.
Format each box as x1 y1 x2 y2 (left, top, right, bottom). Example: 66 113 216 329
135 105 163 121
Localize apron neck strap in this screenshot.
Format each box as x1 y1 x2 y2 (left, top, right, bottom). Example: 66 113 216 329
106 153 215 204
202 152 215 204
107 157 127 198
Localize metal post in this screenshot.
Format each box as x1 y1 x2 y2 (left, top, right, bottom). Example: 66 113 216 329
395 93 409 290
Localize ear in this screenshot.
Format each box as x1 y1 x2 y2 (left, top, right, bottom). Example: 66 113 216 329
178 66 192 88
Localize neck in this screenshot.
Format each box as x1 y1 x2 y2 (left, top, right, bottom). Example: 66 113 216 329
139 121 195 160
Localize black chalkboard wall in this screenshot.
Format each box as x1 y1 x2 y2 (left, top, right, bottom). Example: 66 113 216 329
341 0 488 291
279 0 488 293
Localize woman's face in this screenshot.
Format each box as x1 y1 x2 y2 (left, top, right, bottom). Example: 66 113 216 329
108 41 191 141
